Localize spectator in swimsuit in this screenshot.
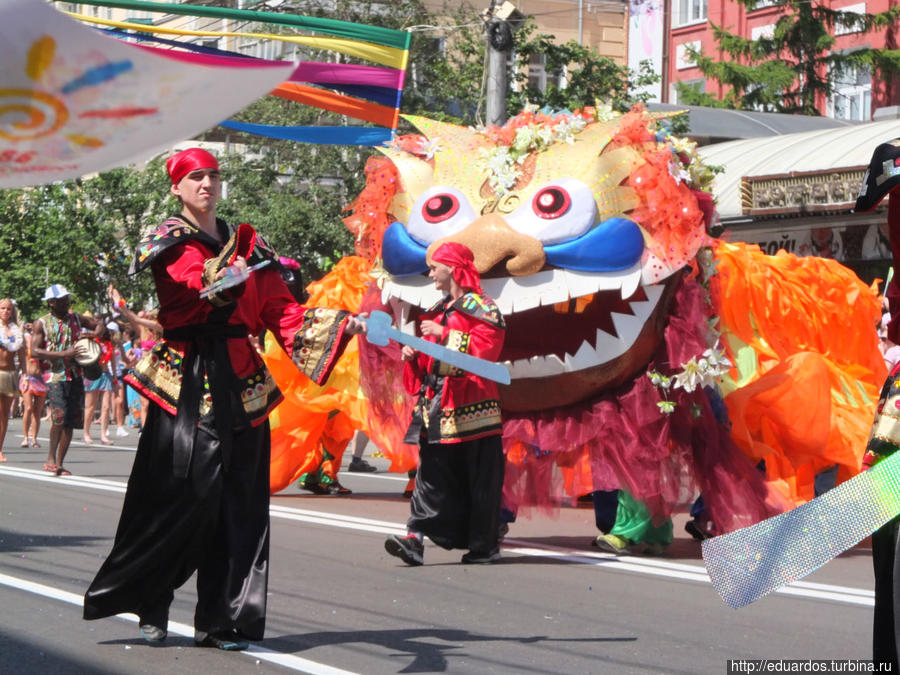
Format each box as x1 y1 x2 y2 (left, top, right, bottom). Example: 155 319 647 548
20 321 48 449
0 298 25 462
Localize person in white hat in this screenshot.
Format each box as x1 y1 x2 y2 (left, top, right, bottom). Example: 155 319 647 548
30 284 97 476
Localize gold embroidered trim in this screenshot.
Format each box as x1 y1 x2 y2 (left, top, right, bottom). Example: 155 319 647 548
436 329 468 377
129 341 280 421
438 399 502 440
291 308 347 383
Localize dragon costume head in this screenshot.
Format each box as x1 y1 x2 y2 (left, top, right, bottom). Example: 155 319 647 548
348 105 715 412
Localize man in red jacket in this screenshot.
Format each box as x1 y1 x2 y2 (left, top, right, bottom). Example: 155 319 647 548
384 242 506 565
83 148 366 651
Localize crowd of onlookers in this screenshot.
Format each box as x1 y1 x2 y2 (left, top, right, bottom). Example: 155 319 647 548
0 286 162 463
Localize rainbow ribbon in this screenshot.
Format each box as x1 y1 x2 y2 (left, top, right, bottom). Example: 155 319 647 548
702 450 900 608
63 0 411 146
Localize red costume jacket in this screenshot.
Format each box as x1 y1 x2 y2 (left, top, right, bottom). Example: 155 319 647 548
125 216 353 428
403 292 505 444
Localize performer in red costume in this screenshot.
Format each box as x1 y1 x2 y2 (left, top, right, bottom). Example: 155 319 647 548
384 242 506 566
83 148 366 651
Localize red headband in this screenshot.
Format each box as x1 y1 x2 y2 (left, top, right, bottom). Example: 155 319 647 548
166 148 219 186
432 242 482 293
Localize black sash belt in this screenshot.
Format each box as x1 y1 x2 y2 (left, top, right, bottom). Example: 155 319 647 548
402 371 445 445
164 323 249 478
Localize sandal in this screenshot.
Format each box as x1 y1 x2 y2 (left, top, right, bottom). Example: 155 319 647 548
82 436 93 445
100 438 113 446
20 437 30 447
56 467 71 476
42 462 57 473
31 441 40 448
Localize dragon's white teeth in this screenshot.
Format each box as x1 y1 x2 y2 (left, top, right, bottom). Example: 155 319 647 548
507 357 532 379
539 277 569 306
620 268 641 300
495 296 514 315
385 264 644 312
631 283 664 314
571 340 598 370
562 269 600 298
611 311 644 346
392 277 441 308
480 277 507 301
513 293 540 312
399 303 415 335
542 354 566 375
593 328 625 356
384 262 667 380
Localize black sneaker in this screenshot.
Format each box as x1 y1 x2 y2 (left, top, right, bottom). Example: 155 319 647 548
384 534 424 566
684 519 712 541
324 481 352 495
461 550 502 564
299 481 328 495
139 623 167 644
138 605 169 644
194 629 249 651
348 457 377 473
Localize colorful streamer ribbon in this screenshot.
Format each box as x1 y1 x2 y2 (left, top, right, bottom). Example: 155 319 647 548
702 451 900 608
99 31 406 108
66 3 410 148
271 82 399 129
66 12 410 69
219 121 393 147
64 0 411 50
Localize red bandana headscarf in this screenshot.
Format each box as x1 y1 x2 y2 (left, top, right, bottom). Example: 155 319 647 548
166 148 219 186
432 242 482 294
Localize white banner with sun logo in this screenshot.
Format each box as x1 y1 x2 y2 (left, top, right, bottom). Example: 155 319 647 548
0 0 293 188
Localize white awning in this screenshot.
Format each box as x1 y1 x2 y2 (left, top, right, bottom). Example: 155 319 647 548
697 119 900 221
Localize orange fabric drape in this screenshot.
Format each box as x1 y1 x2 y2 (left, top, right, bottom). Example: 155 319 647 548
265 257 373 493
712 240 885 505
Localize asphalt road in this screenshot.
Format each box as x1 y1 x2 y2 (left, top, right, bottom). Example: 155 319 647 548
0 416 876 674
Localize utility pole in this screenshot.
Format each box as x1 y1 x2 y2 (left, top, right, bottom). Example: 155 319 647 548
483 2 523 127
485 22 508 126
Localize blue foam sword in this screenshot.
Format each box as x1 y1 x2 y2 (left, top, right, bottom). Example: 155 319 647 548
364 310 511 385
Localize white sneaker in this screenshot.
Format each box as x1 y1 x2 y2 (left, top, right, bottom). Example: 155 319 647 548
115 426 129 438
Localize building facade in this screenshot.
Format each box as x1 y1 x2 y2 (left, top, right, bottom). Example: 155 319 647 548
629 0 900 121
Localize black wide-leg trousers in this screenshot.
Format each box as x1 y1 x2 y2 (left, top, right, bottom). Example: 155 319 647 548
83 402 271 640
409 434 505 555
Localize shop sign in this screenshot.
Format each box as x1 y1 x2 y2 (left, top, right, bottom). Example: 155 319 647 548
741 167 867 217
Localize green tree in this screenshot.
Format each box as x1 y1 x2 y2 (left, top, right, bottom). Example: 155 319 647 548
0 162 169 320
397 6 662 125
507 22 661 116
677 0 900 115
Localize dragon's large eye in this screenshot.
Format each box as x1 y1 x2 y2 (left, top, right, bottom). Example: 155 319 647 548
532 186 571 219
422 193 459 222
406 186 476 245
506 178 597 244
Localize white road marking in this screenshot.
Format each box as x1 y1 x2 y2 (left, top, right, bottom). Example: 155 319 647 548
0 464 874 608
0 571 357 675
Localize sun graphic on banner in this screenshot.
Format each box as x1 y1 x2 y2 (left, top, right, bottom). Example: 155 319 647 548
0 35 157 152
